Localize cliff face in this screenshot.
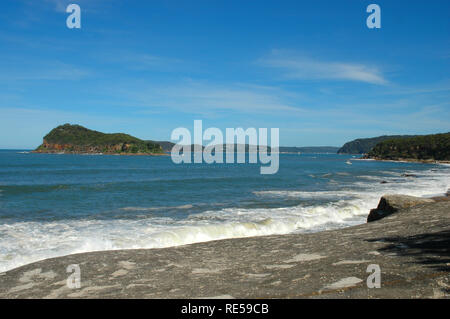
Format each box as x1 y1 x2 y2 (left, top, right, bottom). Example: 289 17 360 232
35 140 149 154
34 124 164 155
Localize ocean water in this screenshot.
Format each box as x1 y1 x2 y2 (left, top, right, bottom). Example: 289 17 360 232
0 150 449 272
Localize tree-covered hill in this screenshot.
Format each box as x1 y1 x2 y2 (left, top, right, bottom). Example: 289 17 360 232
337 135 416 154
366 133 450 161
34 124 164 154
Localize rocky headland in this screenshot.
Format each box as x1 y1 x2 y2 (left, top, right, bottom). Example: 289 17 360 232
337 135 417 155
33 124 165 155
0 193 448 299
363 132 450 163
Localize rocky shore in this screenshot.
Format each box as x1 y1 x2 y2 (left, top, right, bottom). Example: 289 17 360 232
0 196 448 299
361 157 450 165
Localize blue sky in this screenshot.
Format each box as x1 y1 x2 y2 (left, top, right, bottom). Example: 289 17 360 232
0 0 449 148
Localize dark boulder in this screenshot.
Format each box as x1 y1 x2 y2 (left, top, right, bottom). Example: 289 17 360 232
367 195 434 222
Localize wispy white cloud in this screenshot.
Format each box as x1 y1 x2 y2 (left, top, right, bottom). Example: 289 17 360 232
44 0 68 12
259 50 388 85
379 81 450 96
120 81 308 116
0 60 90 81
98 52 186 72
19 0 78 13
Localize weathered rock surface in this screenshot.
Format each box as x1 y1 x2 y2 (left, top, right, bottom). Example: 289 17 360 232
367 195 435 222
0 201 449 299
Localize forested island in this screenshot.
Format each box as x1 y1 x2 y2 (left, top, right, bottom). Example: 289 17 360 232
365 132 450 162
33 124 165 155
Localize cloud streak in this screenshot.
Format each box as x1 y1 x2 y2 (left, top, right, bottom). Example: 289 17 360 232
119 81 308 116
98 52 186 72
259 51 388 85
0 60 90 81
44 0 69 12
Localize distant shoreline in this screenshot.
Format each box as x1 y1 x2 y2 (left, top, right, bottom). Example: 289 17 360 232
357 156 450 165
30 150 342 156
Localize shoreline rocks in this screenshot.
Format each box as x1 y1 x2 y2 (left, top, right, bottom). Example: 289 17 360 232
361 156 450 164
367 195 436 222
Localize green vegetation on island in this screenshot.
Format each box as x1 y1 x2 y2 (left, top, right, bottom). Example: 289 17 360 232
337 135 416 154
366 132 450 161
34 124 164 155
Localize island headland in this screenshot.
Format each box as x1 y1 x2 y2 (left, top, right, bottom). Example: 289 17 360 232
337 135 417 155
33 124 166 155
363 132 450 163
337 132 450 164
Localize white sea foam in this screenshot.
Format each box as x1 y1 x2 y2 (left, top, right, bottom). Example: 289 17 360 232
0 200 370 272
253 190 359 199
120 204 194 211
0 166 448 273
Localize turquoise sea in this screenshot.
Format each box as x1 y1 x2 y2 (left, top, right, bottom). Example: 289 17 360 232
0 150 448 272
